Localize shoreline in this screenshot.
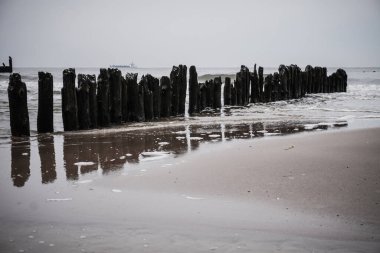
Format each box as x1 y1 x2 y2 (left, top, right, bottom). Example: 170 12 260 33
0 126 379 252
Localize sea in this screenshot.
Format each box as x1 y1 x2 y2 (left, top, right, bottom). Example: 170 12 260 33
0 66 379 139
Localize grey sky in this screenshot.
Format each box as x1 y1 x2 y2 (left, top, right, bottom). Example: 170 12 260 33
0 0 379 67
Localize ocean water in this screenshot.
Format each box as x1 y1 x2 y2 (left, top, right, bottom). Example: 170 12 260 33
0 66 379 139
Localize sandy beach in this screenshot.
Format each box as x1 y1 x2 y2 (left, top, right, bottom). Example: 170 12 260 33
0 127 379 252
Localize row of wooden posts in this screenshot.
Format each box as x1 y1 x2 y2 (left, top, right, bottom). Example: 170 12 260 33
7 64 347 137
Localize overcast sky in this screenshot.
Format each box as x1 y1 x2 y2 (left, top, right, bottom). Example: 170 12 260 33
0 0 379 68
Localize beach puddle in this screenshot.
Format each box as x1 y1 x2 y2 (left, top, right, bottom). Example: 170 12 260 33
4 120 347 187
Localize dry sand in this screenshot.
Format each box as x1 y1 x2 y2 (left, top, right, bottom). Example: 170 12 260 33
0 128 379 252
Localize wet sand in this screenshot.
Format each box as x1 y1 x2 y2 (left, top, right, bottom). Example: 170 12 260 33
0 127 380 252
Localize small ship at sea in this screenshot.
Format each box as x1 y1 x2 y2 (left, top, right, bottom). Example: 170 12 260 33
110 62 137 68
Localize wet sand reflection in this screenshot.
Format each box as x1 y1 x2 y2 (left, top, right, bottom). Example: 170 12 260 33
9 121 347 187
38 135 56 184
11 137 30 187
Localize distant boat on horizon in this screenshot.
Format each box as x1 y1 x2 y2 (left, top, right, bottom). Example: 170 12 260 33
110 62 137 68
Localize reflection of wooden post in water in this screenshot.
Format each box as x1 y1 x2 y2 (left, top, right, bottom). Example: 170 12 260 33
11 138 30 187
38 135 56 184
63 135 79 180
98 135 127 173
77 137 98 175
8 73 30 136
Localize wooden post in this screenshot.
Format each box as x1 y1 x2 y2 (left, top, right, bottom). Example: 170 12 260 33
264 74 273 102
206 79 214 108
189 65 199 114
87 74 97 128
77 74 91 130
37 72 54 133
178 64 187 115
137 83 145 122
140 76 153 121
126 73 139 121
337 69 347 92
224 77 231 106
108 68 122 124
62 68 78 131
214 76 222 109
97 68 110 127
272 72 279 102
258 66 264 102
235 73 242 105
8 73 30 136
278 65 287 100
199 83 208 111
145 74 160 119
170 66 180 116
160 76 171 117
231 84 237 106
121 76 128 122
250 64 259 103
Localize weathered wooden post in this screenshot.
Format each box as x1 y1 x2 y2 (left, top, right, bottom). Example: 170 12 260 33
126 73 138 121
8 73 30 136
170 66 180 116
239 65 250 105
263 74 273 102
97 68 110 127
62 68 78 131
188 66 199 114
160 76 171 117
206 79 214 108
235 72 242 105
258 66 264 102
178 64 187 115
145 74 160 119
37 72 53 133
231 84 237 106
108 68 122 124
337 69 347 92
77 74 90 130
278 65 287 100
214 76 222 109
250 64 259 103
88 74 97 128
272 72 279 102
121 76 128 122
137 83 145 122
140 76 153 121
199 83 208 111
224 77 231 106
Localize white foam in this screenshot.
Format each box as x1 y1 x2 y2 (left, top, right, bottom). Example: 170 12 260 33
126 153 133 157
78 179 93 184
208 134 221 138
141 151 169 157
119 156 126 159
158 142 169 145
190 137 203 140
111 189 122 193
185 196 204 200
46 198 72 202
74 162 95 166
304 124 318 130
176 136 186 140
